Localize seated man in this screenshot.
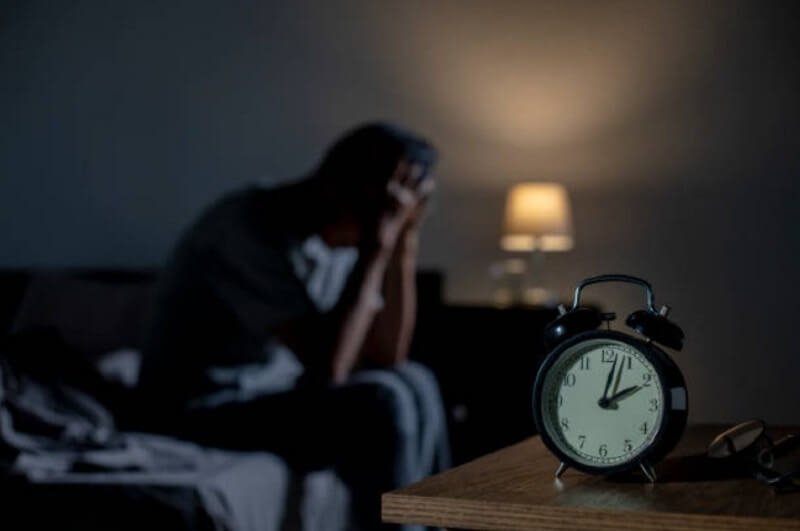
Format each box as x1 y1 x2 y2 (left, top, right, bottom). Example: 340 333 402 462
138 123 450 530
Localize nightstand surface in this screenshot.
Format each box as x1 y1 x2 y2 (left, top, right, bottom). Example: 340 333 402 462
383 425 800 530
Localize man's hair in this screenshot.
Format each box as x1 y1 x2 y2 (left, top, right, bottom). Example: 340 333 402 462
315 122 438 197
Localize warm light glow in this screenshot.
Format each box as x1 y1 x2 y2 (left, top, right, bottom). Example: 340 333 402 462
357 2 721 180
502 183 574 252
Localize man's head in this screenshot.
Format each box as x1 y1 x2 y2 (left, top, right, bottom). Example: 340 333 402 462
313 123 437 228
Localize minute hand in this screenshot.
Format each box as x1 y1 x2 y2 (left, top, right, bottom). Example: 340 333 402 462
606 385 642 404
601 358 617 400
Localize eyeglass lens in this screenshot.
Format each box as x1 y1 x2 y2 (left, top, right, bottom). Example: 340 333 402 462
708 419 767 459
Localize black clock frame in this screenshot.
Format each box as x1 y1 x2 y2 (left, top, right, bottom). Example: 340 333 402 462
532 329 688 477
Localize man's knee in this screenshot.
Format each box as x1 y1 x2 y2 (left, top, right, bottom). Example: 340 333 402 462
347 372 419 442
394 361 442 398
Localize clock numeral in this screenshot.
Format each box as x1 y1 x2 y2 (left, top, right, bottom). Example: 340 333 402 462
640 422 648 435
642 373 652 387
563 373 576 387
578 435 586 449
579 356 590 371
625 356 632 370
649 398 659 412
560 418 569 431
601 350 616 364
624 439 633 453
558 394 564 407
598 444 608 457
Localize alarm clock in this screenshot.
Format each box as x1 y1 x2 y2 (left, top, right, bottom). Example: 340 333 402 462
532 274 687 483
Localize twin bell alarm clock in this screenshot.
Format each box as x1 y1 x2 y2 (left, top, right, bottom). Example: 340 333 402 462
532 274 687 482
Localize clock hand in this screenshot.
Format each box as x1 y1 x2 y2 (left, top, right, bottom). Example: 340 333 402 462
602 358 617 397
611 356 625 397
606 385 643 405
598 357 618 409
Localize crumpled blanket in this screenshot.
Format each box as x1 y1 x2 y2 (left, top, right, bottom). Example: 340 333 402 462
0 336 291 531
0 350 203 480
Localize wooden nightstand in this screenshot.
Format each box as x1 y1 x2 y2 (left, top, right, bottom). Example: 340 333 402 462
383 425 800 530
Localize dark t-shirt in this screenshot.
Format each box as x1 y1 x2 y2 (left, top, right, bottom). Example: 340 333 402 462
139 186 358 408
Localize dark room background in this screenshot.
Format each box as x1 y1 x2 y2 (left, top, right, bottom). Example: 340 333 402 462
2 0 799 423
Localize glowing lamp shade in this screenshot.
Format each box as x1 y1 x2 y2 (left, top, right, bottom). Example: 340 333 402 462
501 183 574 252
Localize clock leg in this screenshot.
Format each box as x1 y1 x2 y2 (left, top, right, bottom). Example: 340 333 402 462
640 461 657 483
555 462 568 479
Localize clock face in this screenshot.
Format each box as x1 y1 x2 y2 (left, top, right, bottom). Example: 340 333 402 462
539 337 665 468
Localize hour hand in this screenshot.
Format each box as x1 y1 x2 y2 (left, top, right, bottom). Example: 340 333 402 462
606 385 642 405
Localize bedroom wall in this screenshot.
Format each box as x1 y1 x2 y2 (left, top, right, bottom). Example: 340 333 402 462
1 1 798 423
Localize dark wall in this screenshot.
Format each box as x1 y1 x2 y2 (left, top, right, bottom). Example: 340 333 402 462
1 1 799 422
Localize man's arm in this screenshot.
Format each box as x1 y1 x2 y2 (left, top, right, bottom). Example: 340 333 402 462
317 245 391 383
359 226 418 367
278 183 419 384
276 244 393 385
360 178 433 368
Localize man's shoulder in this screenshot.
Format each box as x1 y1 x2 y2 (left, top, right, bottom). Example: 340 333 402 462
185 185 283 241
199 185 265 223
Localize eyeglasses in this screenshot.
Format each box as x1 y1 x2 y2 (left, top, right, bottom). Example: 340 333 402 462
707 419 800 493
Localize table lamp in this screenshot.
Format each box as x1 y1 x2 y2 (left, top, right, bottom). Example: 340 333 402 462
500 183 574 305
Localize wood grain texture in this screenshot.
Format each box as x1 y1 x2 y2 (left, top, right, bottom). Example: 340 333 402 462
383 425 800 530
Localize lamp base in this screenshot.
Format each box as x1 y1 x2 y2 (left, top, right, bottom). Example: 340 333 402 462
522 286 559 308
489 258 560 308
